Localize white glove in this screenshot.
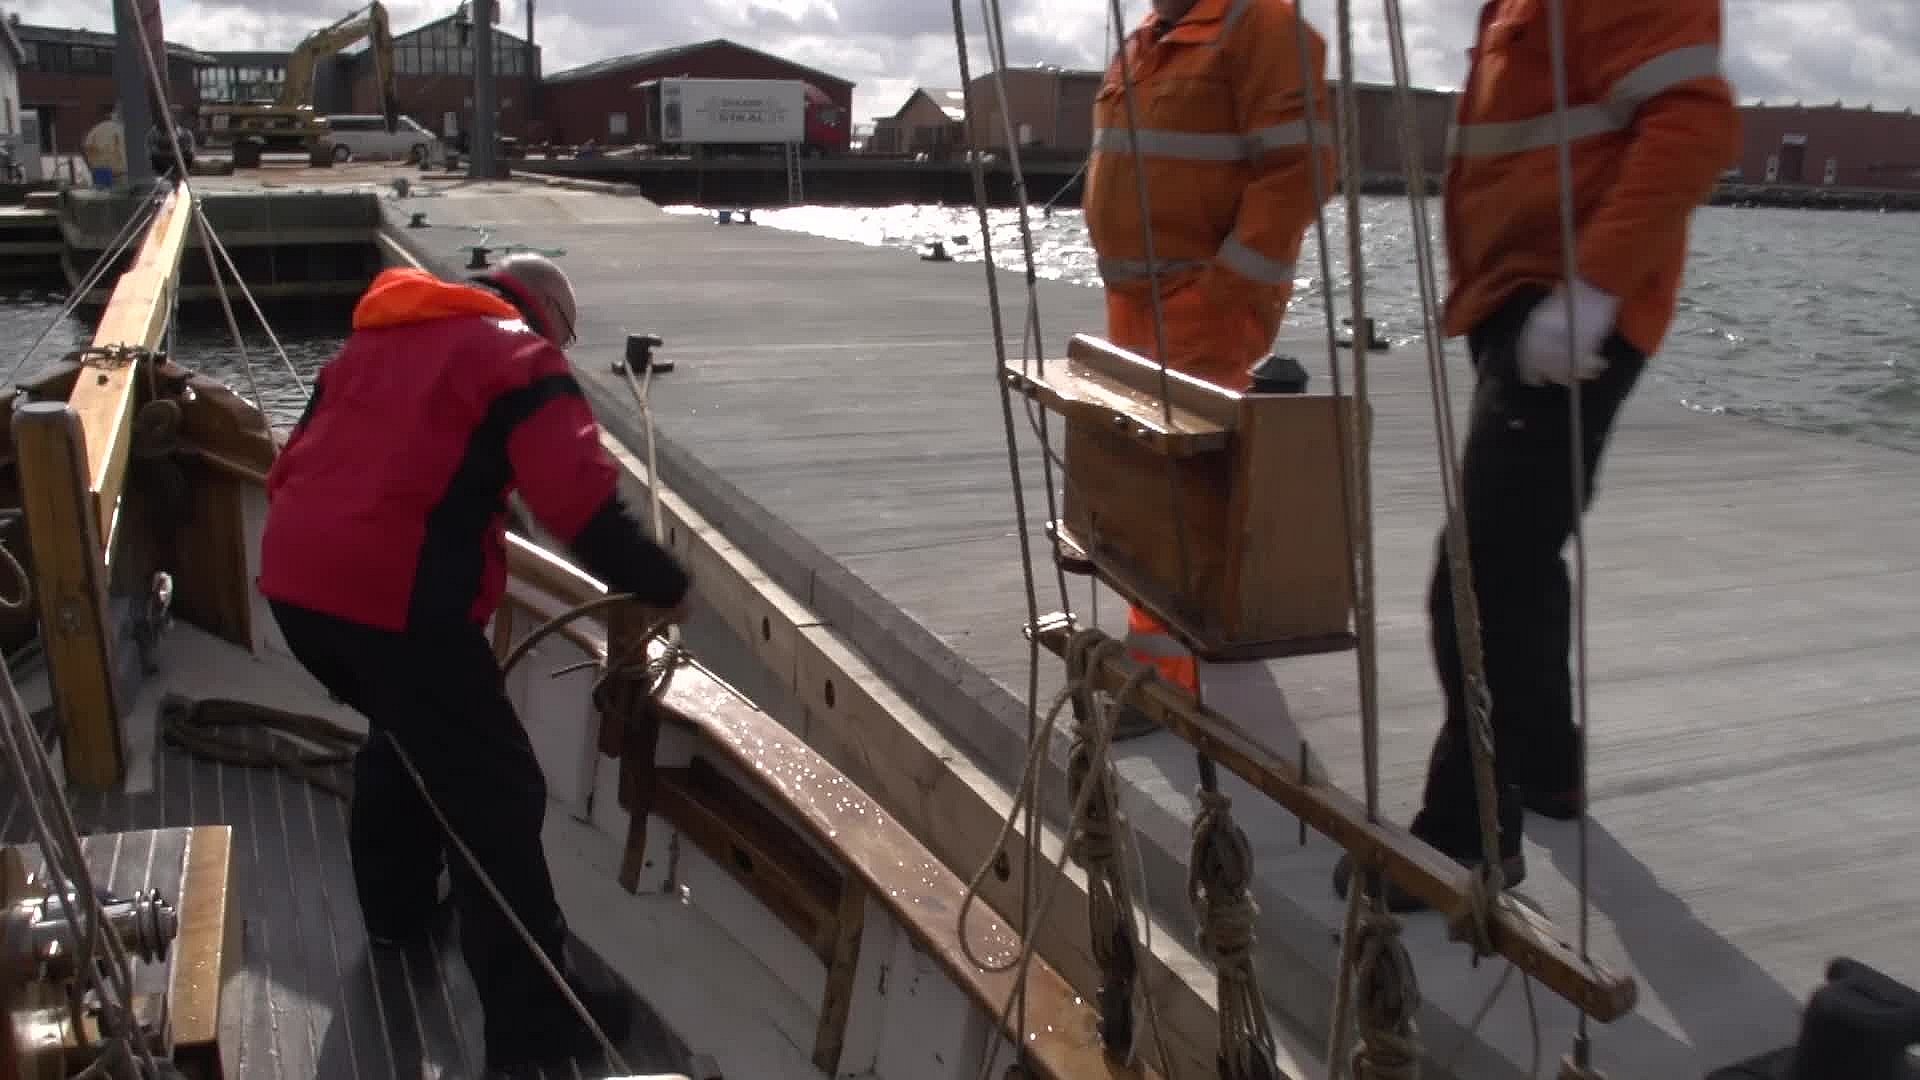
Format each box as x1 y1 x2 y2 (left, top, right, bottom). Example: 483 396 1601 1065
1514 278 1620 387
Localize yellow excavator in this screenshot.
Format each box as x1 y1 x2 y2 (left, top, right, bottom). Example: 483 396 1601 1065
200 0 399 167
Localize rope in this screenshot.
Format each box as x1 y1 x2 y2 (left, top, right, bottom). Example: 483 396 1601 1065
945 0 1071 1065
1189 787 1280 1080
1345 903 1421 1080
1372 0 1510 949
1065 644 1151 1058
950 630 1173 1079
158 694 361 798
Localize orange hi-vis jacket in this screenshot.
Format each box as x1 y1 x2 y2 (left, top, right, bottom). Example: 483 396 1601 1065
1443 0 1739 357
1084 0 1337 389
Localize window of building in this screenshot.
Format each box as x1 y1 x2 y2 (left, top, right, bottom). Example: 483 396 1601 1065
609 112 627 136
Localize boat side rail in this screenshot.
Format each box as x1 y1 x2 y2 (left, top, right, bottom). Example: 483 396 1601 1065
479 490 1163 1078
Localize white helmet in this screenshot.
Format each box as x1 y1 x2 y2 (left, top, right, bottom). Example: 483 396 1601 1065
475 252 578 347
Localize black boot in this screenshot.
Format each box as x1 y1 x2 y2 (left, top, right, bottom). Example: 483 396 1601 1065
485 980 633 1076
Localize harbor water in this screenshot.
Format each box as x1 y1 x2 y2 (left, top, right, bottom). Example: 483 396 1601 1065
668 197 1920 454
3 196 1917 452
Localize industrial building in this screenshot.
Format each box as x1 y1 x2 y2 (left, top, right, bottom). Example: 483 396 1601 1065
1733 103 1920 191
12 18 208 154
871 69 1455 180
338 13 539 142
539 38 853 151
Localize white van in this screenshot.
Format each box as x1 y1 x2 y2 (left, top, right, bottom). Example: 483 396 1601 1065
322 114 437 163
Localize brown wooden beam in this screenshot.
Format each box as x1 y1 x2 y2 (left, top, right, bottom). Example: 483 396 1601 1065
812 886 866 1075
1031 617 1639 1023
12 402 125 789
69 185 195 550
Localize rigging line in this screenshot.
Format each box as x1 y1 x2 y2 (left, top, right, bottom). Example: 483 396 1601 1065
0 669 155 1076
944 0 1051 1057
1330 0 1382 827
1324 1 1383 1068
6 188 165 384
192 206 270 425
1541 0 1596 1044
975 0 1073 615
127 0 307 407
958 7 1172 1065
1383 0 1506 901
194 205 310 398
380 730 634 1076
1103 0 1199 647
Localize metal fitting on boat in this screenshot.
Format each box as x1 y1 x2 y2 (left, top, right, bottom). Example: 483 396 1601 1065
4 882 179 985
614 333 670 375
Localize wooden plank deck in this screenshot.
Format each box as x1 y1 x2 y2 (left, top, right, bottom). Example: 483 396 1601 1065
375 177 1920 1079
2 621 693 1080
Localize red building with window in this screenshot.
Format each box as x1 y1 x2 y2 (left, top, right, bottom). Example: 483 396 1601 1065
1733 103 1920 191
540 38 852 153
14 20 208 154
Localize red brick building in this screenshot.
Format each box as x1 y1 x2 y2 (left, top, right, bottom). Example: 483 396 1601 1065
1732 103 1920 191
540 38 853 150
339 13 539 141
867 87 967 156
14 21 208 153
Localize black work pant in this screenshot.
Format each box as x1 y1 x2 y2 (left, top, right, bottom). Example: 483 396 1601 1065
269 600 576 1059
1409 289 1647 860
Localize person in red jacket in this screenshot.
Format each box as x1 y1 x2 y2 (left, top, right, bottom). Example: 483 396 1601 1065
1335 0 1738 911
259 254 690 1074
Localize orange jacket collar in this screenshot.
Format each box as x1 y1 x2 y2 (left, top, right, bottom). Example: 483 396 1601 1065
351 267 520 331
1141 0 1236 45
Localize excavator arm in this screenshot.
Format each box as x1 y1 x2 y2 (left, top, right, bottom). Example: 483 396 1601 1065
276 1 400 131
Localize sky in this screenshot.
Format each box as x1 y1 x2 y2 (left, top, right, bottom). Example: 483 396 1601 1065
14 0 1919 126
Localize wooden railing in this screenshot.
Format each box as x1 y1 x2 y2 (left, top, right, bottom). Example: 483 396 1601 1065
12 186 195 790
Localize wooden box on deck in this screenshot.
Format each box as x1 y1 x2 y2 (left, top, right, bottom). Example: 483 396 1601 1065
1013 334 1364 661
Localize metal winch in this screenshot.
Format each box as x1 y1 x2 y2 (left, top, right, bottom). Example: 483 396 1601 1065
3 855 179 989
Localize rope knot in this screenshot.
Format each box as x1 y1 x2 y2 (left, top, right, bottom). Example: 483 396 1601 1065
1444 860 1503 960
1349 904 1422 1080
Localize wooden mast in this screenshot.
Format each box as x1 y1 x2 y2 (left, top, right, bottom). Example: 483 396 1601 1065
13 185 194 790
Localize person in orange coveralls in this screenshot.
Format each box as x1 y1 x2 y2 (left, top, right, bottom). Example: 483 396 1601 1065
1336 0 1740 910
260 255 691 1075
1082 0 1337 738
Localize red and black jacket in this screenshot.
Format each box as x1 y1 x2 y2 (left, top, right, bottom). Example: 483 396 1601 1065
259 268 688 632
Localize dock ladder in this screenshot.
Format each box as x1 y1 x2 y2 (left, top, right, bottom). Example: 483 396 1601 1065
784 142 804 205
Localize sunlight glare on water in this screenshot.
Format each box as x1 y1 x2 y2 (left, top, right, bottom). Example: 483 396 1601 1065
668 199 1920 453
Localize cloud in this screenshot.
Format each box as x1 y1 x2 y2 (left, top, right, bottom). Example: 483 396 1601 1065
14 0 1918 124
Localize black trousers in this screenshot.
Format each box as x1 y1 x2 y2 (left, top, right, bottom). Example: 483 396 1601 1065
1409 289 1647 860
269 600 576 1058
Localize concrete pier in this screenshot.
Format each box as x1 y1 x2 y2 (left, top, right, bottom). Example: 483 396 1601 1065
216 165 1920 1078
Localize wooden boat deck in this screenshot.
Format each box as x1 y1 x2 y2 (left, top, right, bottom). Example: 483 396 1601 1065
367 175 1920 1078
2 622 694 1080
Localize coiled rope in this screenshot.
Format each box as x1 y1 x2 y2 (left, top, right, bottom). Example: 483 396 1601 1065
1190 787 1279 1080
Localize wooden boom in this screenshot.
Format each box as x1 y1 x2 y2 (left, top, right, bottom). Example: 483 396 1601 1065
11 186 194 790
1030 616 1639 1024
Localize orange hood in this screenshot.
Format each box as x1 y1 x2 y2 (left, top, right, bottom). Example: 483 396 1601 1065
352 267 519 331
